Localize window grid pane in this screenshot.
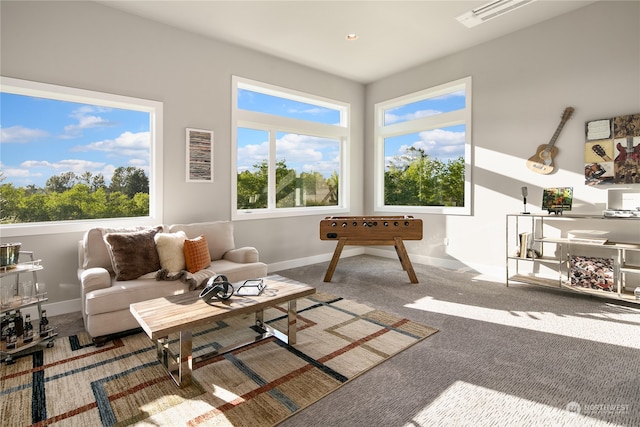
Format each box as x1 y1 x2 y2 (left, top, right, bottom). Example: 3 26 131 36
236 127 269 210
275 132 340 208
238 89 342 125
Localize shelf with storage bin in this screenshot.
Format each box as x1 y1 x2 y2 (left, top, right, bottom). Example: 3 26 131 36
506 213 640 304
1 251 56 364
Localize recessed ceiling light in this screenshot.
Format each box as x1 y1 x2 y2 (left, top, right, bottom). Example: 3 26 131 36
346 34 358 41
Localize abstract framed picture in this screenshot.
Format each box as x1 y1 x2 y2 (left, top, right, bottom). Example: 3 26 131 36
186 128 213 182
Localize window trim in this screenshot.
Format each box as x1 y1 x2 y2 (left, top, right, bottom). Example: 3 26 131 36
374 76 472 215
231 76 349 220
0 76 163 237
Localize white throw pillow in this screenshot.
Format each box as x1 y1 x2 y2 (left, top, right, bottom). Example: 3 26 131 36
154 231 187 272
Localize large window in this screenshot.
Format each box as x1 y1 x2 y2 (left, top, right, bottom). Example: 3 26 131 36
0 77 163 236
374 76 472 215
232 76 349 219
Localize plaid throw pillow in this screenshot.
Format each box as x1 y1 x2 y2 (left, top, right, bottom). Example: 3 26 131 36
184 235 211 273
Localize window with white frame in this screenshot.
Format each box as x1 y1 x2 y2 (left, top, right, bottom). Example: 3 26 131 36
374 76 472 215
232 76 349 220
0 77 163 236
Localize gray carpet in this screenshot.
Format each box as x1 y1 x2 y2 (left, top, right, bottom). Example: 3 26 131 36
51 255 639 426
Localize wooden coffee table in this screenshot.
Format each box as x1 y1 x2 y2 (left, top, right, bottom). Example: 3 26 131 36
130 275 315 387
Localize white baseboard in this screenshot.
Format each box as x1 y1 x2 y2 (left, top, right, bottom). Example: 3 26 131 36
20 298 82 318
267 247 365 273
268 246 504 279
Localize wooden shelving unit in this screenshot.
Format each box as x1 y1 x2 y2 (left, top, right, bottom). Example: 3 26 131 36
506 213 640 304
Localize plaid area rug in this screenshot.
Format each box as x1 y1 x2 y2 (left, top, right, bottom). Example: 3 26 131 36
1 293 437 426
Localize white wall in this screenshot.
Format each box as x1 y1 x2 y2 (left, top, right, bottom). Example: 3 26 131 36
1 1 639 314
0 1 364 312
365 0 640 276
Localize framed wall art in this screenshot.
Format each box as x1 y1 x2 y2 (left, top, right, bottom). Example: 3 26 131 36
585 113 640 185
186 128 213 182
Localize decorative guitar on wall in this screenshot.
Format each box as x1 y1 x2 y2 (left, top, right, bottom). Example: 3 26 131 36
526 107 574 174
591 144 612 161
614 136 640 163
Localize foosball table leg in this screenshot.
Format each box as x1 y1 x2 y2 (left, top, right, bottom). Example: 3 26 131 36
324 238 347 282
394 237 419 283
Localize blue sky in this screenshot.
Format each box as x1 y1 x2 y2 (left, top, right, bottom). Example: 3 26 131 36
0 92 150 188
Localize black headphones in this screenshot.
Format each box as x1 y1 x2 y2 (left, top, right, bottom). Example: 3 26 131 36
199 274 234 302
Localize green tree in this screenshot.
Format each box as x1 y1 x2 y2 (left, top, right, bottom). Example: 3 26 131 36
237 160 339 209
21 192 48 222
90 174 107 193
326 171 339 204
131 192 150 216
46 171 77 193
237 160 268 209
0 167 150 223
384 147 464 207
0 172 20 223
275 159 298 208
110 167 149 198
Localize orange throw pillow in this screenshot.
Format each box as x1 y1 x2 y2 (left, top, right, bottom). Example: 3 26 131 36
183 235 211 273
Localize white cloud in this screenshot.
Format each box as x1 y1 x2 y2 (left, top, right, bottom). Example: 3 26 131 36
396 128 465 161
17 158 122 185
2 167 33 178
22 159 106 173
2 159 106 186
71 131 150 158
287 107 330 115
237 133 339 176
61 105 115 138
237 140 268 172
0 125 49 143
128 158 147 166
301 160 339 175
384 109 441 125
276 134 325 163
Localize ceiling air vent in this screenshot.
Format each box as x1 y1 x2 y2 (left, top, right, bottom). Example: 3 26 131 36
456 0 535 28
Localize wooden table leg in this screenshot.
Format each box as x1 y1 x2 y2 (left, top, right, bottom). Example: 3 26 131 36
324 238 347 282
287 299 297 344
394 237 419 283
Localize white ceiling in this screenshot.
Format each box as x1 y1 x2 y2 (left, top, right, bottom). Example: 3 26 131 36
96 0 596 84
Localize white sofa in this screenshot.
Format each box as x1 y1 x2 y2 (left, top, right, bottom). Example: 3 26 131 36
78 221 267 345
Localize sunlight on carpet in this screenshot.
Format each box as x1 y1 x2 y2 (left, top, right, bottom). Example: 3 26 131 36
405 296 640 349
406 381 630 427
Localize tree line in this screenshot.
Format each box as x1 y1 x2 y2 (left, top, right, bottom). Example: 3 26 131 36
237 159 339 209
0 167 149 223
2 147 463 223
237 147 464 210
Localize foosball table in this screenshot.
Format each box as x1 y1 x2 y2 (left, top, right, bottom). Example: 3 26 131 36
319 215 423 283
